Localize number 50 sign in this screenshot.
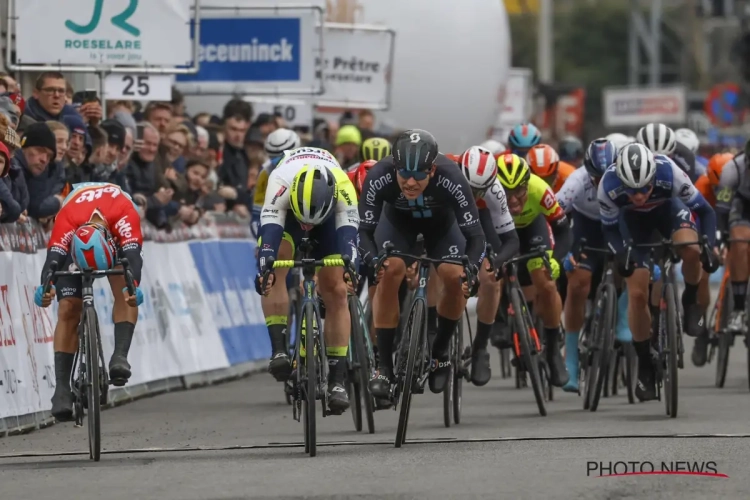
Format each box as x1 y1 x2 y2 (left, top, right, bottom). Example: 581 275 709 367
104 74 173 101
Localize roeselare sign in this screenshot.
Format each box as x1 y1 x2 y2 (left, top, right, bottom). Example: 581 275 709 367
15 0 192 66
603 86 686 127
315 24 395 109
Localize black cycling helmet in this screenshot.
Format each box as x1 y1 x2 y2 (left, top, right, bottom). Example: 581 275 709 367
558 136 584 163
393 129 439 172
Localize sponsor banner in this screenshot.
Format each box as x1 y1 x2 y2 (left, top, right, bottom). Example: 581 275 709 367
175 7 323 95
16 0 191 66
488 67 533 140
536 84 586 140
315 24 395 109
603 86 687 127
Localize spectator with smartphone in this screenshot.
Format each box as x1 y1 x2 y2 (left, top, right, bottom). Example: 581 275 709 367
0 141 26 223
19 72 78 133
126 122 172 228
107 126 134 194
61 114 91 171
17 122 64 219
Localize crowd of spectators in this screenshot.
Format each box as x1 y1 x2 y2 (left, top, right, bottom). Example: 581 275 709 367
0 71 389 233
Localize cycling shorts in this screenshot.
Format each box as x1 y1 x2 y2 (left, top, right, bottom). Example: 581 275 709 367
728 193 750 229
282 210 339 259
374 211 465 268
622 198 697 268
516 214 554 287
571 210 607 273
54 254 118 301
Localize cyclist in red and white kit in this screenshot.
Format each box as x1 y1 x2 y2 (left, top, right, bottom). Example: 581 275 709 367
34 181 144 421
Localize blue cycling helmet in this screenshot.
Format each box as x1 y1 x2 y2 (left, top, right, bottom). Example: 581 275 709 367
583 138 617 179
71 223 116 271
508 123 542 152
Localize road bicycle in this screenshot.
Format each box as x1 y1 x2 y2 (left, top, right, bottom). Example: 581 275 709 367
348 286 376 433
42 258 137 461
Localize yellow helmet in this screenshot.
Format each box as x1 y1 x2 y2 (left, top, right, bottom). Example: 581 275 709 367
496 153 531 189
360 137 392 161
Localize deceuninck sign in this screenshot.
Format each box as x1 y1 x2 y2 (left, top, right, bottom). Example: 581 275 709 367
15 0 192 66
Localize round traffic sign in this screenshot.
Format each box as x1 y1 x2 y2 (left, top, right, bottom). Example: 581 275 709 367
704 83 745 126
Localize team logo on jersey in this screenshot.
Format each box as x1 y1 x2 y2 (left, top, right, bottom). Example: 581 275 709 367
271 186 288 204
115 216 133 239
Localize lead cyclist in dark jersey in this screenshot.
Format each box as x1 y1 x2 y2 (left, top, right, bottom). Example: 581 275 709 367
359 129 486 398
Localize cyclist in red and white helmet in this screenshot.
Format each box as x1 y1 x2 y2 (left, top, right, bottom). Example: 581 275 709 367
456 146 520 386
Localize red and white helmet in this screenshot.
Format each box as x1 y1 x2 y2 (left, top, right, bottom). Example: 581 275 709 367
459 146 496 191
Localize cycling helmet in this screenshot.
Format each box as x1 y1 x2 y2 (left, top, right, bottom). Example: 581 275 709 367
360 137 391 162
675 128 700 154
289 164 337 225
265 128 301 157
71 223 116 271
496 153 531 189
508 123 542 151
525 144 560 178
605 133 631 153
583 138 617 179
459 146 496 192
636 123 676 155
616 143 657 189
335 125 362 146
393 129 439 172
707 152 733 186
353 159 378 194
557 136 584 163
479 139 506 156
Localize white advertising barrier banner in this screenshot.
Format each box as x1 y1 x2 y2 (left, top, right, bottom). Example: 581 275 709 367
15 0 192 66
603 85 687 128
316 24 395 109
0 238 230 420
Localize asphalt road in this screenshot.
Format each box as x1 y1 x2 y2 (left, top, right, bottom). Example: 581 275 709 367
2 323 750 500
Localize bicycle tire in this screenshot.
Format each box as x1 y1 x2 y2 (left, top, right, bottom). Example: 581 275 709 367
591 284 616 412
303 302 317 457
443 330 455 428
664 284 679 418
395 297 426 448
350 296 375 434
499 348 511 379
580 324 593 410
623 343 636 404
453 318 464 425
715 277 732 388
610 349 620 397
84 307 102 461
510 288 546 417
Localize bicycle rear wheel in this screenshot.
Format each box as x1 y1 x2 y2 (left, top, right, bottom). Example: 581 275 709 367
715 277 732 388
349 296 375 434
302 302 317 457
590 284 616 412
84 308 102 461
510 288 546 417
623 343 637 404
453 318 464 425
395 298 426 448
664 284 679 418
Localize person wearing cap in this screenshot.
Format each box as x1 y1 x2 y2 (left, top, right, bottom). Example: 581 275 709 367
0 141 27 223
61 114 91 167
100 119 127 167
335 124 362 168
15 122 65 219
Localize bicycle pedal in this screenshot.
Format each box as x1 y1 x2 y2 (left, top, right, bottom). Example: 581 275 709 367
109 377 128 387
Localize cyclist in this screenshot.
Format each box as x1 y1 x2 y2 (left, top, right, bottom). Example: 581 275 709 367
598 143 719 401
691 152 734 365
496 153 572 387
676 128 707 176
358 137 392 166
254 147 358 414
359 129 486 397
455 146 519 385
526 144 576 194
34 181 144 421
479 139 508 159
557 136 585 167
507 123 542 157
252 128 302 237
556 138 619 392
715 142 750 332
637 122 700 183
605 133 633 153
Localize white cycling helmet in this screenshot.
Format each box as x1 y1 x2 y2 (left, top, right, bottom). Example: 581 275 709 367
265 128 301 157
459 146 497 191
675 128 700 154
616 143 657 189
605 133 631 153
636 123 676 155
479 139 506 156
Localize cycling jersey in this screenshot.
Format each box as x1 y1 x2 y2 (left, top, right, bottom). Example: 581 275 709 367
257 151 358 266
358 154 486 267
43 182 144 285
694 174 717 207
512 173 566 228
671 141 699 183
551 161 576 193
598 155 717 254
556 167 599 221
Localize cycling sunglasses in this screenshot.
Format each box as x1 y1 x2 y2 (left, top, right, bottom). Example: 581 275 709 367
397 168 430 181
624 184 652 195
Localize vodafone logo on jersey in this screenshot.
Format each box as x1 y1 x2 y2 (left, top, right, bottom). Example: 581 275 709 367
115 216 133 239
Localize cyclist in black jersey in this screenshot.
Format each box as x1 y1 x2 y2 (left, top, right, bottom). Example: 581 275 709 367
359 129 486 398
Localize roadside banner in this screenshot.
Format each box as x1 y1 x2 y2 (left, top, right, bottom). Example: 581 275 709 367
15 0 192 66
315 23 395 110
175 6 324 95
489 67 532 140
603 85 686 127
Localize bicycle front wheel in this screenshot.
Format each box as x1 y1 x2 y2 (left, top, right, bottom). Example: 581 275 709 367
84 307 102 461
510 288 546 417
715 276 733 388
395 298 426 448
590 284 617 412
349 296 375 434
303 302 317 457
664 284 679 418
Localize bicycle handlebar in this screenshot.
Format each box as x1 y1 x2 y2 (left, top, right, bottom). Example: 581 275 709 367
485 245 551 280
42 258 137 296
261 254 357 291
